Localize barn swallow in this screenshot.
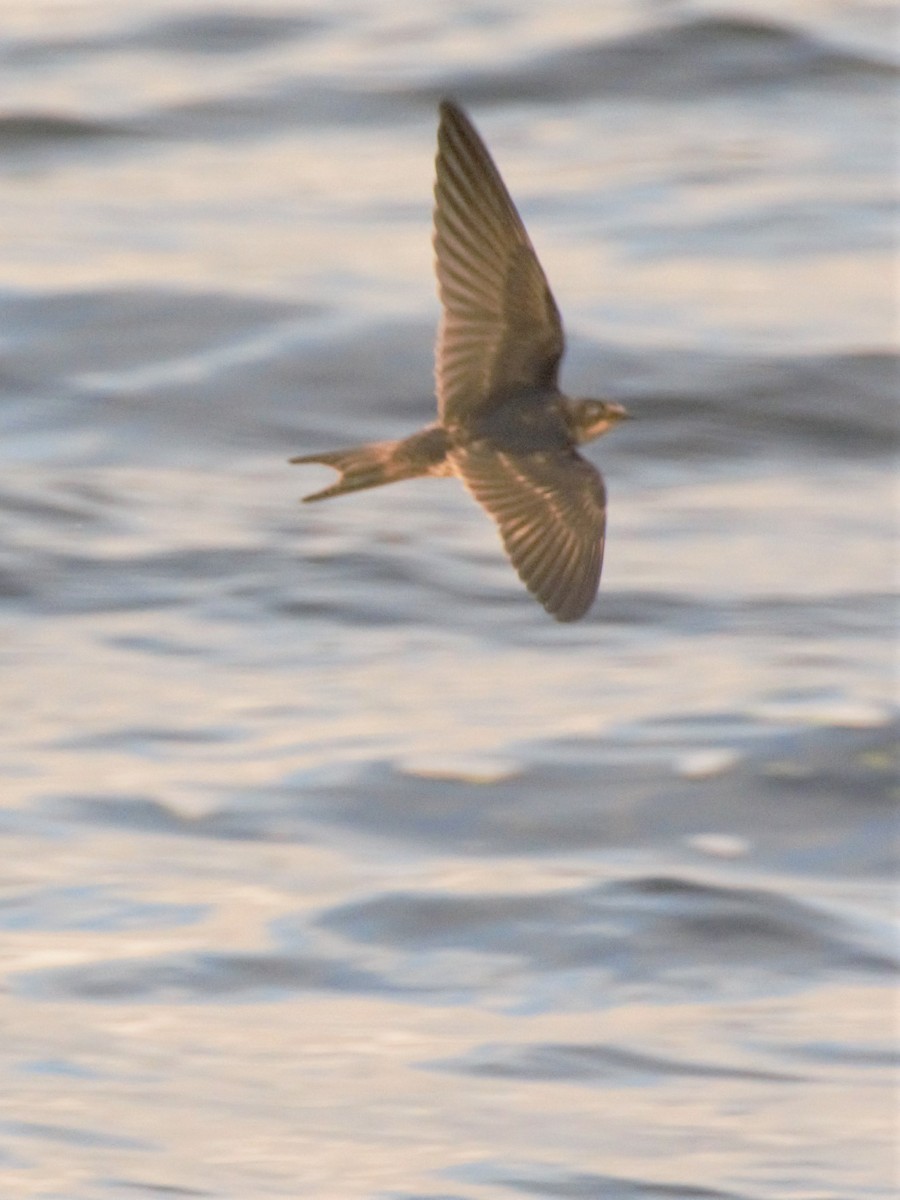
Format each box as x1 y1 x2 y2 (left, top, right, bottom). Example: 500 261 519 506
291 100 629 621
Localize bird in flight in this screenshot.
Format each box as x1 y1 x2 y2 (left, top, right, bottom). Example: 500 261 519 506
291 100 629 621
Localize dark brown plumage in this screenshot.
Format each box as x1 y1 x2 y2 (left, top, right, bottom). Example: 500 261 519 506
291 100 629 621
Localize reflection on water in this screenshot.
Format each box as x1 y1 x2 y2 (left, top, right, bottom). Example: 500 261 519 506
0 1 897 1197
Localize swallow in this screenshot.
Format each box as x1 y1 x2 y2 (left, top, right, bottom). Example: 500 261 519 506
291 100 629 621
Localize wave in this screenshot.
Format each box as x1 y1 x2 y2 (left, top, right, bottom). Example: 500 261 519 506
435 14 899 106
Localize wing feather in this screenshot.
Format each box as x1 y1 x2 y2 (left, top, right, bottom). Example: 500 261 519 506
451 445 607 621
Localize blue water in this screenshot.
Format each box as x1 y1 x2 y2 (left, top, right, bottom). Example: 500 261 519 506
1 2 897 1197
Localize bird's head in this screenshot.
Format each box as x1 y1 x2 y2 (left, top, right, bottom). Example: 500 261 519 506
567 398 631 445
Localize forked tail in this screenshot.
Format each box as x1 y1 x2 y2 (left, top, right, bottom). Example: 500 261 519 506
289 440 405 502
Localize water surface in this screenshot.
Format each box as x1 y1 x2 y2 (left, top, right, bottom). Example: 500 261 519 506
1 2 897 1197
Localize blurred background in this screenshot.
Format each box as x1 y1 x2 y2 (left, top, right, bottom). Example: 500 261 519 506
0 1 897 1197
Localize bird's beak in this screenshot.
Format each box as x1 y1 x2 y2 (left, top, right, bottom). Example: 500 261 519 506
610 402 632 420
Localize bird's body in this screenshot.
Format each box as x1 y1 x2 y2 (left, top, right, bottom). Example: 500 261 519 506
292 101 629 621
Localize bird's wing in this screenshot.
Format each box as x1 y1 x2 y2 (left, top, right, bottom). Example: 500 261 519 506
451 443 606 621
433 101 565 425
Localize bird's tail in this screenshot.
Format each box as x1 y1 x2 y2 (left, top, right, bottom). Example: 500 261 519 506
289 439 406 502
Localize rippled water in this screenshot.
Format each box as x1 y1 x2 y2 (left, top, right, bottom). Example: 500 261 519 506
2 2 897 1198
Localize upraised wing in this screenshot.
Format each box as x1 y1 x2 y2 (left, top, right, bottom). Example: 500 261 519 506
433 101 565 426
